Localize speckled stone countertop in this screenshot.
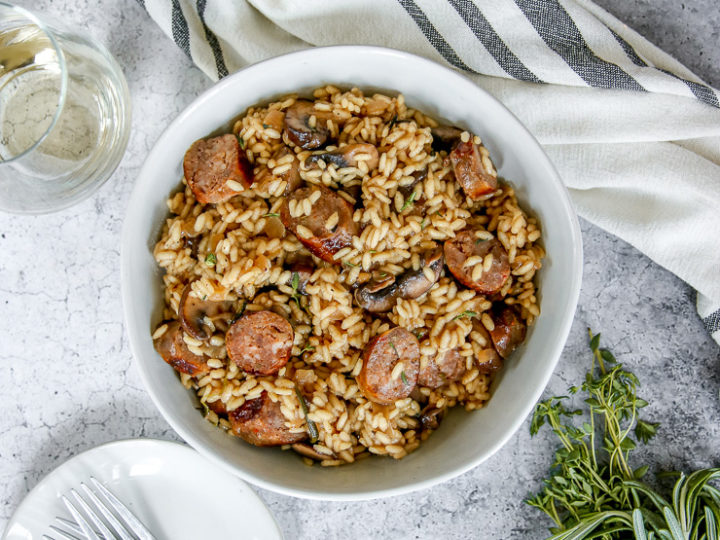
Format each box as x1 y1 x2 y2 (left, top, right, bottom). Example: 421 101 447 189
2 1 719 538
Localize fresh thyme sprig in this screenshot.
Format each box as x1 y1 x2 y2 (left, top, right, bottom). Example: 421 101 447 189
527 329 720 540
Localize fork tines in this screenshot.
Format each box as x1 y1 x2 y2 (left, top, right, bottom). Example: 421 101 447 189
48 476 155 540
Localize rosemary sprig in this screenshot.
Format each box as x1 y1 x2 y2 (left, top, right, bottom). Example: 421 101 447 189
527 330 719 539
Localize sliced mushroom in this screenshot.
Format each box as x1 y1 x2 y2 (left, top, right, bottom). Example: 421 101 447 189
354 274 398 313
307 143 379 171
430 126 463 152
291 442 333 461
270 146 303 195
179 283 234 341
396 248 443 300
262 215 286 239
354 249 444 313
398 168 427 199
284 100 332 150
419 404 445 430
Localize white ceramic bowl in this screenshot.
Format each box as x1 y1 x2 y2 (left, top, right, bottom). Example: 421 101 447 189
122 46 582 500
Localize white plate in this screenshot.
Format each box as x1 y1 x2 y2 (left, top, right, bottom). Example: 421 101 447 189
2 439 283 540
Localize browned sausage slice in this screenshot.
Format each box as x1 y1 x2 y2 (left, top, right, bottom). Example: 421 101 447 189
472 320 504 374
357 328 420 405
444 231 510 294
229 391 306 446
450 140 497 200
488 304 527 359
183 134 253 204
476 348 503 374
280 185 358 263
153 321 210 376
418 349 466 388
206 399 227 415
284 100 332 150
226 310 294 375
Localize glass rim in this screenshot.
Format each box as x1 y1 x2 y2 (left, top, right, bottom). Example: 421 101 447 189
0 1 68 165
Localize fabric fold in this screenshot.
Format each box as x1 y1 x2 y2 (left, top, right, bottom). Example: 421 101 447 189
138 0 720 345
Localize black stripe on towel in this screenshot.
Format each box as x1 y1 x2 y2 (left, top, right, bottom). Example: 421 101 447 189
197 0 229 78
171 0 192 59
608 28 646 67
397 0 477 73
610 27 720 108
448 0 542 83
135 0 146 11
658 69 720 108
514 0 644 91
703 309 720 334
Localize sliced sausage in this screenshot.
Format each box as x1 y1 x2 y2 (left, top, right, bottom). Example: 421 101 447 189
476 348 503 375
444 231 510 294
226 310 294 375
355 248 443 313
488 304 527 359
183 134 253 204
280 185 358 263
449 139 497 200
418 349 466 388
307 143 379 171
229 391 306 446
357 328 420 405
430 126 463 152
206 399 227 415
179 283 234 340
472 319 504 373
153 321 209 376
284 100 331 150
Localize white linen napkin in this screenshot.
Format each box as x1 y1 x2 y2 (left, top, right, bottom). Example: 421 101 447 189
137 0 720 345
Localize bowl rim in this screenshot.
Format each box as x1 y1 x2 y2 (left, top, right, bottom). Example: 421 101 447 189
121 44 583 500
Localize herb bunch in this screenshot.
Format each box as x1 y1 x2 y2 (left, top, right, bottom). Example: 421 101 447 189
527 330 720 540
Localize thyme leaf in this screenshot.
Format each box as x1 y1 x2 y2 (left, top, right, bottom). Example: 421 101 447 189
527 329 720 539
205 252 217 266
400 190 417 211
294 386 318 443
452 310 478 320
263 212 280 218
400 371 408 385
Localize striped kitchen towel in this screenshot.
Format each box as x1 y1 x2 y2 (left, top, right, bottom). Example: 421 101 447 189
138 0 720 345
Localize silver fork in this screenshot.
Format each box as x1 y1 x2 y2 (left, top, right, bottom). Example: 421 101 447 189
46 477 156 540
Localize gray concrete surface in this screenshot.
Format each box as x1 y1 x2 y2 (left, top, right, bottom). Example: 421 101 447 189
1 1 718 538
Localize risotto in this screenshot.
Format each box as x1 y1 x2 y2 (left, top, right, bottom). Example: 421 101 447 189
151 86 544 466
